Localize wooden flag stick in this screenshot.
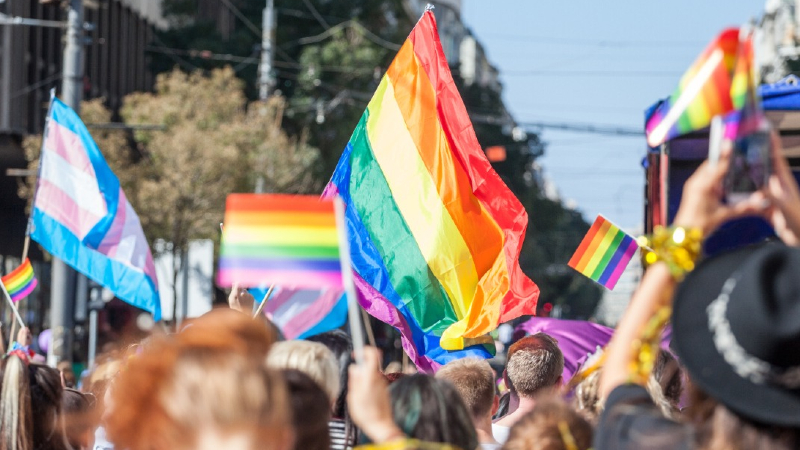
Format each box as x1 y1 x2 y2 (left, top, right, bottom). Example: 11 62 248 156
21 236 31 263
253 284 275 319
334 197 365 365
360 307 377 348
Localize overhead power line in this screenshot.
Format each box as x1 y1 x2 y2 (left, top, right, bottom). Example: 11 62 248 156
521 120 643 136
502 69 682 77
479 33 704 48
471 113 642 136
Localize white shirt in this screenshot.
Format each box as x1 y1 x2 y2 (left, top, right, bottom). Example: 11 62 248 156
491 424 511 445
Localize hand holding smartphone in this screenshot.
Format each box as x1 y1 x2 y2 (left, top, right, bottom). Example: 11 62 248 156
708 116 772 204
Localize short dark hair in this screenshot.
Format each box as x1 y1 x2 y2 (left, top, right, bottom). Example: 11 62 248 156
435 358 496 419
389 374 478 450
506 333 564 398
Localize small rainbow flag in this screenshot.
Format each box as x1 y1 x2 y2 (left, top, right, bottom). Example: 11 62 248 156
646 28 741 147
1 258 38 302
568 216 639 290
217 194 343 289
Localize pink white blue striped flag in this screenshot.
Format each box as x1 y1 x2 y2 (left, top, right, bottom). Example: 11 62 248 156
30 97 161 319
251 287 346 340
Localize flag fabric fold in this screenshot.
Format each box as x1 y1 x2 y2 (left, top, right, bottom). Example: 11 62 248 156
323 11 538 371
1 259 38 302
31 98 161 319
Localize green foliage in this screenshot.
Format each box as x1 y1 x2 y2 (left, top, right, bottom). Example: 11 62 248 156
150 0 602 318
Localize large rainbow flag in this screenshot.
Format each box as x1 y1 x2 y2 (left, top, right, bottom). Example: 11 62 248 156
323 11 539 371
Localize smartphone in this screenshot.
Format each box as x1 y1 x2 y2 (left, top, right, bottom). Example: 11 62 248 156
725 126 771 204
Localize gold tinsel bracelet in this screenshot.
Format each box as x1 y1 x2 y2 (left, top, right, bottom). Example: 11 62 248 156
627 225 703 384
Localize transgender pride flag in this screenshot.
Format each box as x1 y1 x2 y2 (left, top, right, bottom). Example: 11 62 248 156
30 98 161 319
250 287 347 340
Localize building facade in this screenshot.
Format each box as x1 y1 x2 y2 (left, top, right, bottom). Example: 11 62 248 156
0 0 165 347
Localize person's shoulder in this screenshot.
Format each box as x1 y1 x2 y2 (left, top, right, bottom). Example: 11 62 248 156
595 384 693 450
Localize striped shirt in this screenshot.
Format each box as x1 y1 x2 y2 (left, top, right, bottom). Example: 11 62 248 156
329 418 355 450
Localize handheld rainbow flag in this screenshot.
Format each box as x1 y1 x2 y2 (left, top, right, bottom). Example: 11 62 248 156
646 28 743 147
568 215 639 290
1 259 37 302
217 194 343 289
323 10 539 371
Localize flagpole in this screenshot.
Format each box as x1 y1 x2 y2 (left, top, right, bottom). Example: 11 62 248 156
360 307 377 347
334 197 365 365
10 91 55 345
252 284 275 319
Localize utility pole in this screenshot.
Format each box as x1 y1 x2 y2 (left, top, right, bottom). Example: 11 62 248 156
0 2 12 131
258 0 274 101
255 0 275 194
48 0 83 367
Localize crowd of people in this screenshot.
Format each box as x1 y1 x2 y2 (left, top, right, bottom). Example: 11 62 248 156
1 137 800 450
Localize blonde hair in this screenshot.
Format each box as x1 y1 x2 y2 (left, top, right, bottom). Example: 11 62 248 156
0 355 32 450
435 358 496 419
572 368 678 423
267 341 340 403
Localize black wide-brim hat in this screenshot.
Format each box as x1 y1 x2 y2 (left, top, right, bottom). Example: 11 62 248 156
673 242 800 427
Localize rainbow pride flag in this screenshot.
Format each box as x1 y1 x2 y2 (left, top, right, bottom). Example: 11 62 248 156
568 216 639 290
217 194 342 289
1 259 38 302
646 28 741 147
323 11 539 371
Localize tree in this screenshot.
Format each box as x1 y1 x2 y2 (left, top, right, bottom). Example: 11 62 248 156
21 68 321 321
120 67 320 320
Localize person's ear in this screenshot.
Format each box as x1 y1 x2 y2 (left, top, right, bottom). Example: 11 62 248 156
556 375 564 388
491 395 499 416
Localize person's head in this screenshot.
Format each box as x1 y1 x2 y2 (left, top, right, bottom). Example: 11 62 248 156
651 348 683 410
670 244 800 449
572 350 681 423
505 333 564 399
181 308 278 357
501 397 592 450
56 361 76 389
266 340 340 405
281 369 330 450
106 322 293 450
62 388 95 450
0 355 70 450
306 330 352 418
435 358 498 423
388 374 478 450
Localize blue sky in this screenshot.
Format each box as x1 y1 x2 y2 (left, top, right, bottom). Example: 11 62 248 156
461 1 764 230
